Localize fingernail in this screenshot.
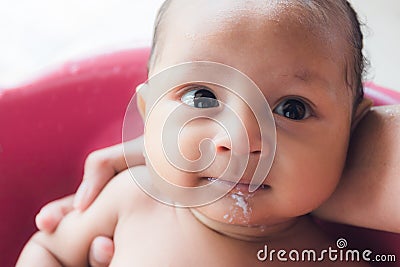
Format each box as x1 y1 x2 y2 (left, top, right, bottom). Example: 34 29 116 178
73 181 89 210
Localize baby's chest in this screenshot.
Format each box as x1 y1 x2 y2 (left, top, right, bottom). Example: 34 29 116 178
108 210 368 267
108 209 262 267
111 215 189 266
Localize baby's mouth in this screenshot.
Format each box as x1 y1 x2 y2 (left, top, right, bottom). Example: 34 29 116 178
190 178 273 240
203 177 271 191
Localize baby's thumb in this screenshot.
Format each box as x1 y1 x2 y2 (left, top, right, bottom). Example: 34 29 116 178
89 236 114 267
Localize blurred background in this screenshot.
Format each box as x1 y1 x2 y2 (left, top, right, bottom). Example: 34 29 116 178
0 0 399 90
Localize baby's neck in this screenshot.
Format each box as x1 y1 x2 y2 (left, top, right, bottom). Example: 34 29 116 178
190 209 323 245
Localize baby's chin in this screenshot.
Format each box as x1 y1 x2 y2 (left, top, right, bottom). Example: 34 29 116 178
191 189 296 241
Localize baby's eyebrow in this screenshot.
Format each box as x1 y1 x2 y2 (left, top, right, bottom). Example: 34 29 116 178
294 69 311 82
293 68 329 87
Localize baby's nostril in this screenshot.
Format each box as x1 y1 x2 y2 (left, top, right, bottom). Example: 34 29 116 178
217 146 230 152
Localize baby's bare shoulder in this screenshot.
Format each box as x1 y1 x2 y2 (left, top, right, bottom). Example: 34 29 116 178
106 166 159 216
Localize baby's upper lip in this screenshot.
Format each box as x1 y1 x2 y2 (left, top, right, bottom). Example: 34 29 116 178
201 155 270 188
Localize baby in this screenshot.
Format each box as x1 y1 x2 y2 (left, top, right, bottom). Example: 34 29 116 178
18 0 374 266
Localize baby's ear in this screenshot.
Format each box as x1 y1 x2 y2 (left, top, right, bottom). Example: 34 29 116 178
351 97 373 133
136 83 147 120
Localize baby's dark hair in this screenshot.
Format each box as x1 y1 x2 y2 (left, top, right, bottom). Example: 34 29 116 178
148 0 367 109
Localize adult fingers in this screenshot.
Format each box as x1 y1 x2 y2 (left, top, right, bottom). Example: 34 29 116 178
35 195 74 232
73 137 145 211
88 236 114 267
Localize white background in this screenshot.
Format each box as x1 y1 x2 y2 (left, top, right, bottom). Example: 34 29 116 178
0 0 399 90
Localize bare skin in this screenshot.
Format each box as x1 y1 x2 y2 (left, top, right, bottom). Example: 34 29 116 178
19 0 395 266
35 105 400 266
314 105 400 233
19 169 369 266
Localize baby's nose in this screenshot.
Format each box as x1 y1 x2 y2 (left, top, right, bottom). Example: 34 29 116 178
213 103 262 155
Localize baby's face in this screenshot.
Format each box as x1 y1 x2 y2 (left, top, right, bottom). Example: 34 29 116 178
142 0 353 236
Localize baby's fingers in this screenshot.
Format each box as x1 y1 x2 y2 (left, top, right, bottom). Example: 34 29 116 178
35 195 74 233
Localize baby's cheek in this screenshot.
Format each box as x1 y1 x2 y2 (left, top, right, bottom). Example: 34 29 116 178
177 120 223 166
270 139 343 216
178 126 205 162
144 116 216 187
294 155 344 212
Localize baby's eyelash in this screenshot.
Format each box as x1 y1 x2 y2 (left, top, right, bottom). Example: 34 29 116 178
177 84 215 95
273 97 314 121
179 85 219 109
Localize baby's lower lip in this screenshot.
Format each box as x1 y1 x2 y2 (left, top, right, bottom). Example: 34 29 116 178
204 178 270 191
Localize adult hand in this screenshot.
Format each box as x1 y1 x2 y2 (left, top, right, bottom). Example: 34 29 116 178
35 195 114 266
35 136 145 265
74 136 145 210
35 136 144 231
313 105 400 233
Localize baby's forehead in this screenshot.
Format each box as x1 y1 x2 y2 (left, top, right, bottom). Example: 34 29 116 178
164 0 343 52
154 0 347 73
153 0 352 88
167 0 332 28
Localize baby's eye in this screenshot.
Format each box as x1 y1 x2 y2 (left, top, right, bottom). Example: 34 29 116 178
274 98 311 120
181 87 219 108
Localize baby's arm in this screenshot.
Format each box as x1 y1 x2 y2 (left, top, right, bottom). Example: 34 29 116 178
314 105 400 233
17 170 137 266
